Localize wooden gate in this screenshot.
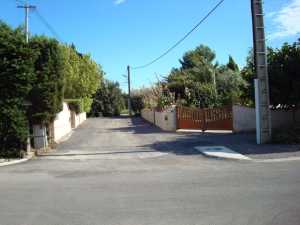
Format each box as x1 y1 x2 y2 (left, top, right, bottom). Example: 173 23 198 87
176 106 233 131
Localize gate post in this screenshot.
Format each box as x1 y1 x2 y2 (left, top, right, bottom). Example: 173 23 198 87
202 109 207 132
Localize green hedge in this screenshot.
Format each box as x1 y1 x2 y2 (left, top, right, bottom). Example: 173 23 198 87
0 22 35 158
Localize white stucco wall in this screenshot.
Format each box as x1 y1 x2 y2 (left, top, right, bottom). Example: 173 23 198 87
233 105 300 133
53 102 72 143
141 106 177 132
141 109 155 124
74 112 87 128
154 107 177 131
233 106 256 132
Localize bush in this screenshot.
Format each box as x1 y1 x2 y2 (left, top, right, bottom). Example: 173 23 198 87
0 21 35 158
131 95 144 115
0 101 28 158
28 36 64 124
90 80 124 117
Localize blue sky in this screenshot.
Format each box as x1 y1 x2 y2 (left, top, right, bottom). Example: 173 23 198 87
1 0 300 91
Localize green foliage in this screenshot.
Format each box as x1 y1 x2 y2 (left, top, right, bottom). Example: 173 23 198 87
65 99 84 114
0 22 35 101
241 41 300 109
61 44 103 113
227 55 239 71
216 69 247 106
268 42 300 109
0 101 28 158
131 95 144 115
166 44 244 108
0 21 104 157
0 21 34 158
28 36 65 123
90 80 125 117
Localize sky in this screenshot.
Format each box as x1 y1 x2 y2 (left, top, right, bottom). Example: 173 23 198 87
1 0 299 91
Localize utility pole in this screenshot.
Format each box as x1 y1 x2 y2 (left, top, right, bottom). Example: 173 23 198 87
251 0 272 144
17 2 36 43
127 65 132 117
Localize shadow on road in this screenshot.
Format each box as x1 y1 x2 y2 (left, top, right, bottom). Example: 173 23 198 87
108 116 172 134
110 117 300 157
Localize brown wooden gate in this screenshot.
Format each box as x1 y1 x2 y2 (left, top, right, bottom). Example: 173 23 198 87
176 106 233 131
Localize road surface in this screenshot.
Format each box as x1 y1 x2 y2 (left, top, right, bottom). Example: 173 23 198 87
1 117 300 225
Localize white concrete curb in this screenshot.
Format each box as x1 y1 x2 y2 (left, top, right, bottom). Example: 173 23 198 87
195 146 252 161
0 153 34 167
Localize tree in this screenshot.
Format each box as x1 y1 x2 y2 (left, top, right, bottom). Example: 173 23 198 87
61 45 103 113
90 80 125 117
240 41 300 112
166 44 244 108
227 55 239 71
268 42 300 110
0 21 35 157
216 69 247 106
28 36 65 124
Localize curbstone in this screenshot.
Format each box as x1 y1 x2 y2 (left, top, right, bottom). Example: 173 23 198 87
0 152 35 167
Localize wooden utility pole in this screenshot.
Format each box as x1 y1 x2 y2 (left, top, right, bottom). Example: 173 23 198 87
251 0 272 144
17 2 36 43
127 65 132 116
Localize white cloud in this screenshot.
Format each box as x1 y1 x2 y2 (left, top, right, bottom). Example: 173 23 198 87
268 0 300 39
114 0 126 5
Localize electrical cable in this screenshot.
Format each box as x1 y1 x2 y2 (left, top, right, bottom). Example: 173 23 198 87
132 0 225 70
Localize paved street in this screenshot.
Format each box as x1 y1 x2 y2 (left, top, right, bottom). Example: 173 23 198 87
1 117 300 225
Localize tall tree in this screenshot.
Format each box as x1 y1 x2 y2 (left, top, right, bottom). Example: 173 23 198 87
227 55 239 71
240 41 300 112
0 21 35 157
90 80 124 117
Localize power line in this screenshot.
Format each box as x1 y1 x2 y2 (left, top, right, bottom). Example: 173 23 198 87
14 0 63 42
16 0 36 43
34 9 63 42
132 0 225 70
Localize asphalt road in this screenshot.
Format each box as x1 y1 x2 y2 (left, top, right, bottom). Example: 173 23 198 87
1 117 300 225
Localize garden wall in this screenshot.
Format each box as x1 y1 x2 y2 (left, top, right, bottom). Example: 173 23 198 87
141 109 155 124
141 106 177 132
233 105 300 132
53 102 72 143
33 102 87 148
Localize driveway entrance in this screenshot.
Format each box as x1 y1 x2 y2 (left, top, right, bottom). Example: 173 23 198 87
176 106 233 131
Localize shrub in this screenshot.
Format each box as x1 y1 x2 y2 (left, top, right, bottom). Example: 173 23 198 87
0 101 29 158
131 95 144 115
0 21 35 158
28 36 64 124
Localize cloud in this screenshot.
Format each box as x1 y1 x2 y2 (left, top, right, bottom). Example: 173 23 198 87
114 0 126 5
268 0 300 39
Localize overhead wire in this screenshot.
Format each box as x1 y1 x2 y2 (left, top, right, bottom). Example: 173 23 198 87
33 9 63 42
14 0 63 42
132 0 225 70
